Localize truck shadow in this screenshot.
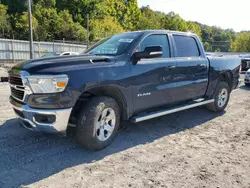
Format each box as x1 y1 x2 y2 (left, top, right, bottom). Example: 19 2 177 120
0 107 225 187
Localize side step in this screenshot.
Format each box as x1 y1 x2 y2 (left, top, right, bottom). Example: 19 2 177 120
131 99 215 123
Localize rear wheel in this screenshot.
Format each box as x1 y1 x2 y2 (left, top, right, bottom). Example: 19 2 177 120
206 82 230 112
76 97 120 151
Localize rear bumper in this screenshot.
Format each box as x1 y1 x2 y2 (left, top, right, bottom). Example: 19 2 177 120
10 96 72 133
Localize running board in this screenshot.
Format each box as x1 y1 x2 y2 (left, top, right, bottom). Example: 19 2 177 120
131 99 215 123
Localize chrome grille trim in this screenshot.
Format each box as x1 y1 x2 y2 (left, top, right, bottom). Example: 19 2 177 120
9 74 24 101
11 87 24 101
9 84 26 92
9 71 32 103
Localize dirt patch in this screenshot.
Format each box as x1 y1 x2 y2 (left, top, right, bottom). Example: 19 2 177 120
0 83 249 188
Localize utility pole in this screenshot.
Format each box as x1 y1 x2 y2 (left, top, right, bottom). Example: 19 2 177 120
87 14 90 49
28 0 34 59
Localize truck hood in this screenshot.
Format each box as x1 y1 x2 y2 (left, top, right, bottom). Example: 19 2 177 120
11 54 116 74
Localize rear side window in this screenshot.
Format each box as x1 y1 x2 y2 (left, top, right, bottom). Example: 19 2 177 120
139 35 170 58
173 35 200 57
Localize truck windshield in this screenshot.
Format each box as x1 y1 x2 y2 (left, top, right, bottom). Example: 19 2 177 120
85 32 141 56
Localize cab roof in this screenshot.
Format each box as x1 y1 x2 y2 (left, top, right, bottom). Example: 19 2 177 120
124 30 198 37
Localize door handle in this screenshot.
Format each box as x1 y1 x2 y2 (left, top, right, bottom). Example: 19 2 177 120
198 64 206 67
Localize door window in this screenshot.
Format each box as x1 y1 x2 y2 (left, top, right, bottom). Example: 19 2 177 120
173 35 200 57
139 35 170 58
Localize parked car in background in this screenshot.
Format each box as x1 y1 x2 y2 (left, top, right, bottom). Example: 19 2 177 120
244 69 250 86
8 30 241 151
40 52 79 58
59 52 80 56
240 56 250 72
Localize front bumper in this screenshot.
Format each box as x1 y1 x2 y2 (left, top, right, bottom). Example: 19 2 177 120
10 96 72 133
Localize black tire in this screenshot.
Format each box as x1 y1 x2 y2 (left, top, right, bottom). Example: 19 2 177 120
76 96 120 151
206 82 230 112
245 83 250 86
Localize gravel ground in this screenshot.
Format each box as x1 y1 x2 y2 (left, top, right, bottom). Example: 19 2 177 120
0 67 8 78
0 81 249 188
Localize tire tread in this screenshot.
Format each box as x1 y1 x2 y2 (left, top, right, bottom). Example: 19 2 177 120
76 97 120 151
206 82 230 112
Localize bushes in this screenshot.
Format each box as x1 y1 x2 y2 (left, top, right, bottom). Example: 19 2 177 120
231 32 250 52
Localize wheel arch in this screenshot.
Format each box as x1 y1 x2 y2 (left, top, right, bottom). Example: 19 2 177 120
219 70 233 91
70 85 129 124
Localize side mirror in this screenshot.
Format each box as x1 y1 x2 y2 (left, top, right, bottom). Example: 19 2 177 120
132 46 163 64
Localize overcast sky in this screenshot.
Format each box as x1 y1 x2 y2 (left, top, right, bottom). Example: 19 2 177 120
137 0 249 32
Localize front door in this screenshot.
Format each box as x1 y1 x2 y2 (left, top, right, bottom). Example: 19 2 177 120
131 34 177 113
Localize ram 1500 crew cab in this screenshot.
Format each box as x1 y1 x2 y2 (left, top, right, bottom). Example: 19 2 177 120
9 30 241 150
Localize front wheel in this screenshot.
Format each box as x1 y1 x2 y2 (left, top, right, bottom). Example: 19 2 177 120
206 82 230 112
76 97 120 151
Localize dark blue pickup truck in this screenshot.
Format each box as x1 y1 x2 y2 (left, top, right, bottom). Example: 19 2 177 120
9 30 240 150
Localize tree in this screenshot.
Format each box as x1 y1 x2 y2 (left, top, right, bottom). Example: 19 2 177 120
231 32 250 52
163 12 188 32
203 42 212 52
33 0 56 7
56 0 140 31
198 23 236 52
56 0 102 24
54 10 87 41
90 16 124 41
15 12 38 40
1 0 27 14
0 0 247 52
94 0 141 30
119 0 141 30
32 1 58 41
137 6 162 30
186 21 202 39
0 4 11 38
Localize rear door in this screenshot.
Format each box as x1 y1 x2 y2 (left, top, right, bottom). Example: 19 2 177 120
131 34 177 113
172 35 209 102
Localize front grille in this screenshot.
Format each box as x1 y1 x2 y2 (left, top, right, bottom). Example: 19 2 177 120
9 75 23 86
11 87 24 100
9 74 25 101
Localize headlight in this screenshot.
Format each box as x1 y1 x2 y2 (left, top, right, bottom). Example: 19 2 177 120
26 75 69 94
